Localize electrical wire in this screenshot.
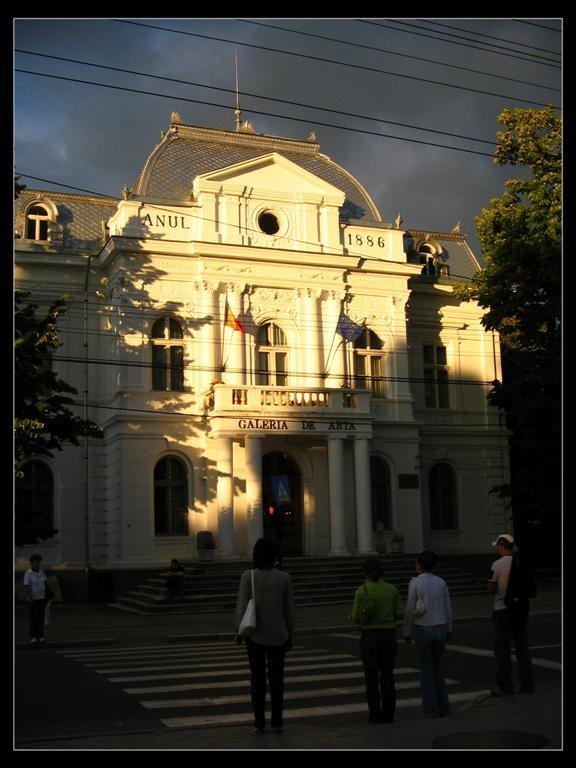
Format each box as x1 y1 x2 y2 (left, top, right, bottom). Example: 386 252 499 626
360 19 561 68
14 49 498 146
235 19 559 92
110 19 559 107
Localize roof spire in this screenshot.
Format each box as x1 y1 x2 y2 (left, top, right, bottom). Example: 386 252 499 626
234 51 241 131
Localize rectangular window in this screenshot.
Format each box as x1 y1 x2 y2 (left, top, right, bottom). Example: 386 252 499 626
256 352 269 385
423 344 449 409
152 346 168 391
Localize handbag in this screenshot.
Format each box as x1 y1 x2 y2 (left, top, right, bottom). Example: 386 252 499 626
412 579 426 617
237 570 257 638
43 572 55 602
359 583 377 626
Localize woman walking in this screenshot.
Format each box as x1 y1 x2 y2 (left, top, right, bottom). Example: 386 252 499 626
235 538 295 734
403 550 453 718
350 557 403 724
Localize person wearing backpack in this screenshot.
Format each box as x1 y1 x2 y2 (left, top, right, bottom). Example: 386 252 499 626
403 550 453 718
350 557 403 724
487 533 536 696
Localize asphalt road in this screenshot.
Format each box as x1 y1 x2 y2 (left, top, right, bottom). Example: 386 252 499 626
14 616 561 747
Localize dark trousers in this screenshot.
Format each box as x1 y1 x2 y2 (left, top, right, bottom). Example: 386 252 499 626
493 609 534 691
360 629 397 723
245 637 287 729
29 599 46 639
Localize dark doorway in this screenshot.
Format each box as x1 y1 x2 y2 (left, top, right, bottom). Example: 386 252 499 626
262 452 303 557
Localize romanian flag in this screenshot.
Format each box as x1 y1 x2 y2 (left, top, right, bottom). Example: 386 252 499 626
225 299 246 333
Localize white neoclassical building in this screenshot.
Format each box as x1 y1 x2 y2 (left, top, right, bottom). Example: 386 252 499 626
15 115 510 581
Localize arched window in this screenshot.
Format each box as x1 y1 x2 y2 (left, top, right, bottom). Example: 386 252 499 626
370 456 392 529
26 204 50 241
429 463 458 530
256 323 288 386
15 460 55 539
150 317 185 391
154 456 189 536
354 329 386 396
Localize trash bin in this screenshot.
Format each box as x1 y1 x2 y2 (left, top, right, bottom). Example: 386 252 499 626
90 570 115 604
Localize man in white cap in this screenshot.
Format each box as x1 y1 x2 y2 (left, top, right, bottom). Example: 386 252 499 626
487 533 535 696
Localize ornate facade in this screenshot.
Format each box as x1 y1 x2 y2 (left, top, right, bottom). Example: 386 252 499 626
15 118 510 574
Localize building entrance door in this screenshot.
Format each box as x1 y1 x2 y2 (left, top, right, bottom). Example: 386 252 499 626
262 451 303 557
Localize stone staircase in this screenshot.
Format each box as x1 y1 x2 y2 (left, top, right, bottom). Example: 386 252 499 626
107 554 487 615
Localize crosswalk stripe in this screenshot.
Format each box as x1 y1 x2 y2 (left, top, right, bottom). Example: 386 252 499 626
109 659 365 683
83 647 324 666
140 679 459 709
161 691 491 729
446 644 562 671
57 640 270 657
122 668 420 695
93 653 353 675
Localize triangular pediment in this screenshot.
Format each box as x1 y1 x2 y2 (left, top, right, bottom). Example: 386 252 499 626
193 152 345 203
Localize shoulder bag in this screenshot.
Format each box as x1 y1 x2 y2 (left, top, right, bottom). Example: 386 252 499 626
237 570 257 638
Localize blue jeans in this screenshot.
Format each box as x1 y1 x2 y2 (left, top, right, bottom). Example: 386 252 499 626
413 625 450 717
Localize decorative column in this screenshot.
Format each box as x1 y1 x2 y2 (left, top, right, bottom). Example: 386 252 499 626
323 291 345 389
224 284 245 386
245 437 263 551
354 438 374 553
216 437 235 558
195 280 219 391
299 288 322 387
328 437 347 554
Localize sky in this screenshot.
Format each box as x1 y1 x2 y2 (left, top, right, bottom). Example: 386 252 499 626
14 17 562 259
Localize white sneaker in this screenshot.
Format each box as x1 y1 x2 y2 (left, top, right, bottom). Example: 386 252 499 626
38 638 46 644
30 638 38 645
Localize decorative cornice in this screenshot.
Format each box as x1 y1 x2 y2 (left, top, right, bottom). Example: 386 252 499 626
17 188 118 206
405 228 467 242
173 123 320 156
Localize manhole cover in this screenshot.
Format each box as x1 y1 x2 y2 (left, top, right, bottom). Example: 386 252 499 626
432 730 548 749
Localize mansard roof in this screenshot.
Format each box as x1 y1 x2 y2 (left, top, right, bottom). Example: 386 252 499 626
133 122 382 223
15 189 118 254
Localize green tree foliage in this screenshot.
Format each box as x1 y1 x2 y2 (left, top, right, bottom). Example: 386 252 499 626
456 107 561 558
15 291 104 545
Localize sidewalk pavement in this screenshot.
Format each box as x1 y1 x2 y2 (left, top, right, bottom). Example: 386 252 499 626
14 579 562 750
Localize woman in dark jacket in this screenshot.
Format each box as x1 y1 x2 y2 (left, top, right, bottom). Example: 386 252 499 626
235 538 295 733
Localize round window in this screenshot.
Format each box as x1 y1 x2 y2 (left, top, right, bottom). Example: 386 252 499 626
258 211 280 235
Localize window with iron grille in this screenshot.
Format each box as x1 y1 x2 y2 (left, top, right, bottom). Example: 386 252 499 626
16 460 54 536
154 456 189 536
354 329 386 396
256 323 288 386
370 456 392 529
151 317 185 391
429 463 458 530
423 344 449 408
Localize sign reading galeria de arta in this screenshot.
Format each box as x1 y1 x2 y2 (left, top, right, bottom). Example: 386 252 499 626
209 417 373 437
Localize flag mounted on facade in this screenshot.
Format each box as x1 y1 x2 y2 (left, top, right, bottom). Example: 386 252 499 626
336 309 363 342
225 299 246 333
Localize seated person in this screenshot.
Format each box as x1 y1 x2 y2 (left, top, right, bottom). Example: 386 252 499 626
164 559 186 601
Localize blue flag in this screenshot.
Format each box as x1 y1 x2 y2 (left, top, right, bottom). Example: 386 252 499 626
336 309 364 342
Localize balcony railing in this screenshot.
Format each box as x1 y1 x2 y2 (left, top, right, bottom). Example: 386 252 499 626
209 384 371 415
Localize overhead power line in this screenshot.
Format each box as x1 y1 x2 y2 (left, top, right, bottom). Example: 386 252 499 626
14 49 497 146
15 70 498 158
357 19 561 70
513 19 562 33
415 18 561 58
236 19 560 93
111 19 559 108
